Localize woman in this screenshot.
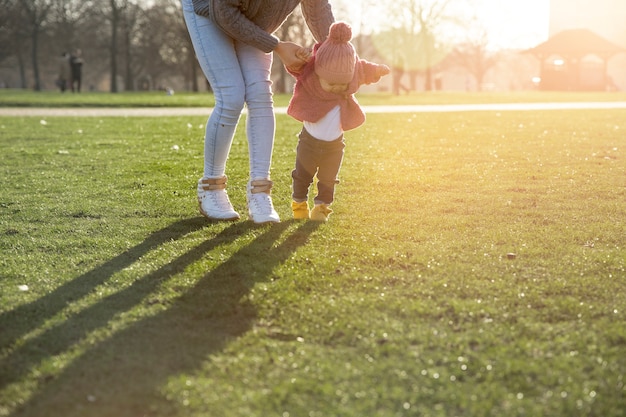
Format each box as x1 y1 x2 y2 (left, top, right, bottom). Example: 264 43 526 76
182 0 335 224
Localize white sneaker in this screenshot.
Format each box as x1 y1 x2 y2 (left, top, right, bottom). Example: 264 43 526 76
246 179 280 224
197 177 240 221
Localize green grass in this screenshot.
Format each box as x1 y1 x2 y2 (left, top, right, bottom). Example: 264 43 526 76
1 107 625 417
1 89 626 108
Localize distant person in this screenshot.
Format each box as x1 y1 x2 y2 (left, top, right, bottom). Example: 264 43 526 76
286 22 390 222
434 73 443 91
391 57 409 95
69 49 84 93
57 52 70 92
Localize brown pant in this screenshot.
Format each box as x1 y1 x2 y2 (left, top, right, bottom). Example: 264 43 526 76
291 128 345 205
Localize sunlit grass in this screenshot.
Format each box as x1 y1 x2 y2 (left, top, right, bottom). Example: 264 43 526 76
1 89 626 108
0 109 625 417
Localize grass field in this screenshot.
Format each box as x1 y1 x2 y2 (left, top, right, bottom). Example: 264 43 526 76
2 89 626 108
1 94 625 416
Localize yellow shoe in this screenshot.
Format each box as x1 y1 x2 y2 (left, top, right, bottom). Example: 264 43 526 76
292 200 310 220
310 204 332 222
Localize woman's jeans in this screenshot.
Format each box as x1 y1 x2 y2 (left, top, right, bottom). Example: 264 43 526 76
292 128 345 205
181 0 275 180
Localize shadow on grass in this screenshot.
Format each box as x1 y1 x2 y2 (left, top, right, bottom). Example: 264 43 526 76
4 217 320 417
0 217 208 350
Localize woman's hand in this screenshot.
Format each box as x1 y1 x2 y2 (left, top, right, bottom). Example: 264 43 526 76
275 41 310 72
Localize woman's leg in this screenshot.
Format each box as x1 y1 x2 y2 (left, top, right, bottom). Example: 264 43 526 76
235 41 280 223
182 0 244 220
182 0 245 178
236 41 275 180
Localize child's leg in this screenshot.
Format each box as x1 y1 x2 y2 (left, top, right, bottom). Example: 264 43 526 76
314 137 345 206
310 137 344 222
291 129 318 202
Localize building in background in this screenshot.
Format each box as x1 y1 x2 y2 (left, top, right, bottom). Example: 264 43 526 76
528 29 624 91
545 0 626 90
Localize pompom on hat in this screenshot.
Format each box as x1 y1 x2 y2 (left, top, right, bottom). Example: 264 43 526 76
314 22 356 84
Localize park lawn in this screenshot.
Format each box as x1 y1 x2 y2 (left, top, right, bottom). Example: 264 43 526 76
1 89 626 108
0 108 625 417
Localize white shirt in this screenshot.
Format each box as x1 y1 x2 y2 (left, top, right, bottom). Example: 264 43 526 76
303 105 343 141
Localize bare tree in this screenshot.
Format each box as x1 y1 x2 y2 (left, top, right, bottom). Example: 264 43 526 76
21 0 55 90
134 0 191 90
0 0 28 87
96 0 136 92
451 19 499 91
175 15 202 92
120 1 142 91
0 0 18 62
169 4 200 92
49 0 92 52
180 23 201 92
374 0 465 91
0 0 291 92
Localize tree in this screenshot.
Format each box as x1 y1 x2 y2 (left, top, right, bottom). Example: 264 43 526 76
120 1 142 91
133 0 191 91
48 0 93 52
0 0 332 92
372 0 466 91
0 0 18 63
0 0 27 87
108 0 123 92
451 19 499 91
94 0 138 92
180 24 200 92
20 0 55 90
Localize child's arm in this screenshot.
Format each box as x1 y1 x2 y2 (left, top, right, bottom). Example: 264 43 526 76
376 64 391 78
359 60 390 85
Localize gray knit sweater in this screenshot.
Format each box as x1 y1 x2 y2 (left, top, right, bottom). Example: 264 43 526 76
191 0 334 53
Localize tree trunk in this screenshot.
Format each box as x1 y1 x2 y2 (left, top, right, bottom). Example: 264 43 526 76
18 52 27 89
109 0 119 92
190 49 199 92
123 25 133 91
31 27 41 91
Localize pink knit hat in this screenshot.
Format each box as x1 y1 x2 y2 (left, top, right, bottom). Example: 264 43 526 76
314 22 356 84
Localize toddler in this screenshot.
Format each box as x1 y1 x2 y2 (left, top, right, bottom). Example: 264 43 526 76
286 21 390 221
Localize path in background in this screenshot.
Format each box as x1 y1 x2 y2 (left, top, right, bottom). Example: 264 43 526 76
2 102 626 117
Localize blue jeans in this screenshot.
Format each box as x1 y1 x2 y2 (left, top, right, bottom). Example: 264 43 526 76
181 0 275 180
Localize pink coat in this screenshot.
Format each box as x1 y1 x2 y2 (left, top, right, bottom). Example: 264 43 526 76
287 49 385 132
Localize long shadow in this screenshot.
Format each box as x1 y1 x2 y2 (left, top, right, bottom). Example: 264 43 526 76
9 220 320 417
0 220 241 390
0 217 207 350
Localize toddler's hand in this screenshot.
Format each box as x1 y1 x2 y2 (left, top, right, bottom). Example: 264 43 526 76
287 47 312 71
296 47 312 62
377 64 391 77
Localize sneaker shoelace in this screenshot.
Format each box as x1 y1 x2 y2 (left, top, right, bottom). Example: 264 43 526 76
248 180 276 215
205 189 233 211
249 191 275 214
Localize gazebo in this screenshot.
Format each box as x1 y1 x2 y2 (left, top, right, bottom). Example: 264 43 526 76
527 29 625 91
